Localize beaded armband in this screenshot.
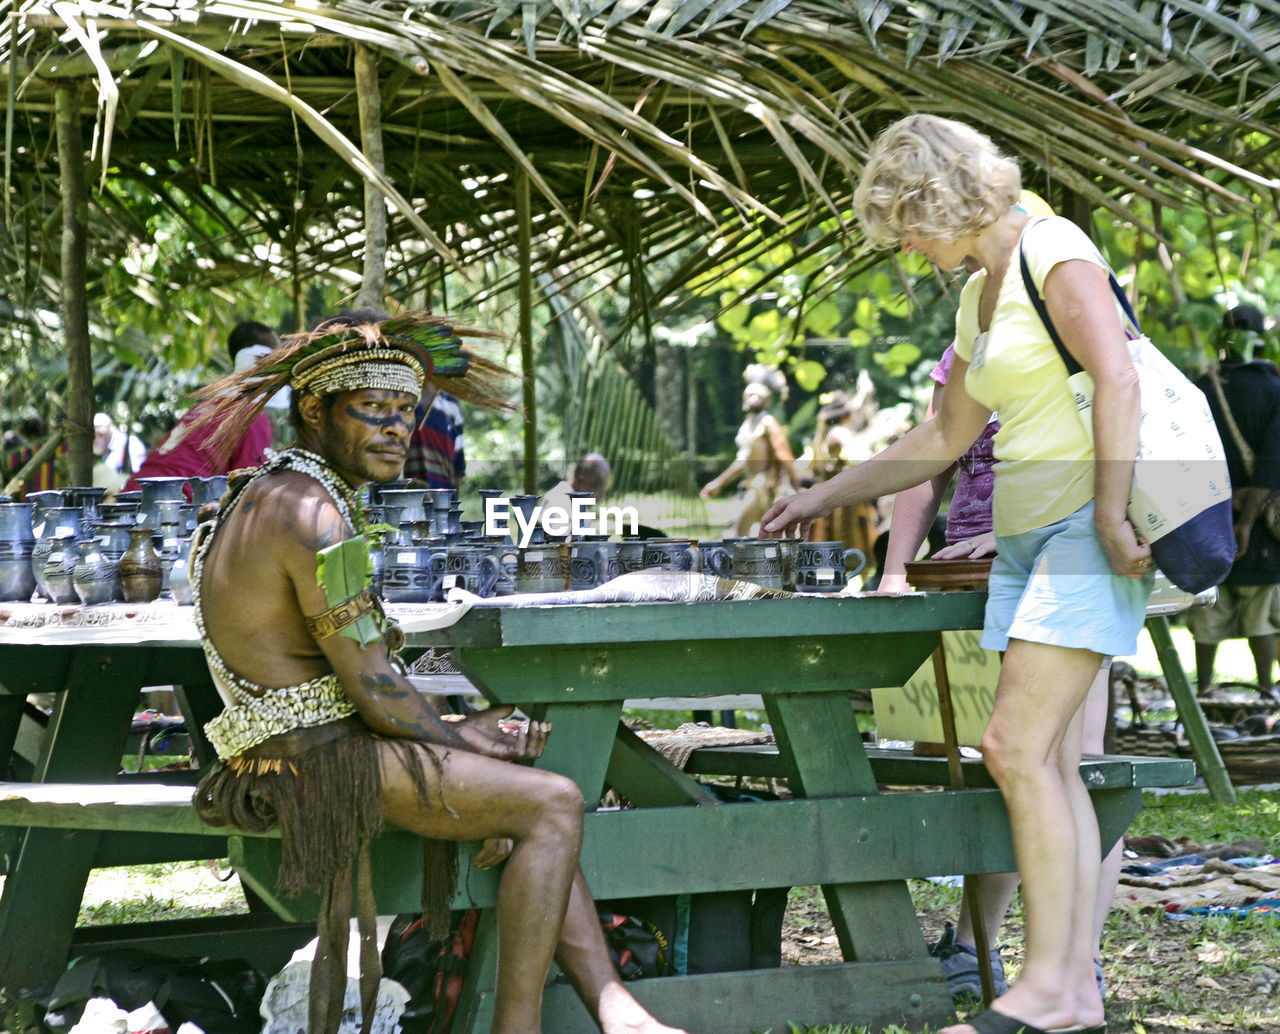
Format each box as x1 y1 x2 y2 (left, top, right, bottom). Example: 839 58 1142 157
305 588 379 641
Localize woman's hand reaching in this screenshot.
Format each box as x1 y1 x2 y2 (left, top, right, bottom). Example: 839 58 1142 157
932 532 997 560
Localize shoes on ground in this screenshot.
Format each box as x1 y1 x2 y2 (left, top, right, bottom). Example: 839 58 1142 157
928 921 1008 999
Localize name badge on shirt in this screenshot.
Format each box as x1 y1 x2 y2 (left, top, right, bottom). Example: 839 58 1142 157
970 331 989 371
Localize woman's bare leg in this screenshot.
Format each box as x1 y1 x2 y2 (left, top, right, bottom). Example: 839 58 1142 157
1082 663 1122 989
958 662 1112 953
943 640 1105 1034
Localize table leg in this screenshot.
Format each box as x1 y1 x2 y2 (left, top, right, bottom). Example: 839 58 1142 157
529 700 623 804
171 672 221 771
1146 616 1236 804
765 690 948 975
0 649 155 995
0 693 23 766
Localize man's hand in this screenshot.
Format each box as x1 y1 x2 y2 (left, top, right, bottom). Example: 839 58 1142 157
699 480 720 500
455 705 549 762
473 837 514 870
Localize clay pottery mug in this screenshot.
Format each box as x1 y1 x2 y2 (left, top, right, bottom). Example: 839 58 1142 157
616 539 650 574
485 541 519 596
579 540 622 586
642 538 701 573
730 539 785 590
117 526 164 604
381 544 445 603
514 544 570 593
698 540 733 579
775 537 803 592
443 544 501 598
568 541 607 590
794 541 867 593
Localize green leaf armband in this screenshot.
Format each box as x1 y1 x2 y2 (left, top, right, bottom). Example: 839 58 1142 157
314 536 383 647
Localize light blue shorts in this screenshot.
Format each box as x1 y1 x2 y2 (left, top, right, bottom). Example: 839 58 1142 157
981 500 1153 657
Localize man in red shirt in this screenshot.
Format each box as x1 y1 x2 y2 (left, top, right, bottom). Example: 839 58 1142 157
126 322 283 489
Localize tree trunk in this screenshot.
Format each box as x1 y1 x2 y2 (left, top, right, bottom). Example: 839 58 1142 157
516 168 537 494
654 338 683 456
354 44 387 310
55 82 93 487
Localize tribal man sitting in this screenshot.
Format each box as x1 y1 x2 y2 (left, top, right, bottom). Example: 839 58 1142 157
187 309 688 1034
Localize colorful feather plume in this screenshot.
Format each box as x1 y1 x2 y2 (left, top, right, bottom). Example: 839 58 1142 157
188 310 515 463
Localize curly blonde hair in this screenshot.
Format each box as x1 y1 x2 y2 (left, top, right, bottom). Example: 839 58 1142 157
854 114 1021 248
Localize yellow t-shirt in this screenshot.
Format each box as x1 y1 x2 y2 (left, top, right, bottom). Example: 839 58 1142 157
954 215 1123 537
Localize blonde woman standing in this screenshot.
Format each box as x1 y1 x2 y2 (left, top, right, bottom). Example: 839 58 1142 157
763 114 1152 1034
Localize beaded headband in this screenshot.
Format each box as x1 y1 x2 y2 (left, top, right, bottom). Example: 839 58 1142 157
291 347 425 398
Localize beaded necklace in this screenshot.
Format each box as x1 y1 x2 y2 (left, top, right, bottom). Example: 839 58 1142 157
278 447 360 529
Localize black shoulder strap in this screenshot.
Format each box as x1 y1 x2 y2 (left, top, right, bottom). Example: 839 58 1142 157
1017 217 1143 378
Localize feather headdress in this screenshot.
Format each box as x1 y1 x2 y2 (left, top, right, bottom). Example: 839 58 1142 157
189 310 515 463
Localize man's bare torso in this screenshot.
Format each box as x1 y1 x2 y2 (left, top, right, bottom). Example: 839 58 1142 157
201 469 347 695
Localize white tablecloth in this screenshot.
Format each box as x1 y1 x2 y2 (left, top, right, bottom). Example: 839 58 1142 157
0 599 474 645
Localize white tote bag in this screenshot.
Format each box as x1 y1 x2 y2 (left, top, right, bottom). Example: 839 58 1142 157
1019 232 1235 592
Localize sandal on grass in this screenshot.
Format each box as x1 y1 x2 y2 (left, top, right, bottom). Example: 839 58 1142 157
959 1009 1106 1034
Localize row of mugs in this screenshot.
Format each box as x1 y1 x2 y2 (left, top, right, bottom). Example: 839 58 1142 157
378 537 867 602
651 537 867 593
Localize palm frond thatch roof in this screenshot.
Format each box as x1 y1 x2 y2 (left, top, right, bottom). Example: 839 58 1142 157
1 0 1278 335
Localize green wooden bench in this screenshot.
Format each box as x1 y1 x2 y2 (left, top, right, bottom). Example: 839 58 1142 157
683 743 1198 790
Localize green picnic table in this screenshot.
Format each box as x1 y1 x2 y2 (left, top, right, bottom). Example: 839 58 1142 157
0 592 1196 1032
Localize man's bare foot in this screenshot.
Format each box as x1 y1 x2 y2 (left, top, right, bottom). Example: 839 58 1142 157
595 983 691 1034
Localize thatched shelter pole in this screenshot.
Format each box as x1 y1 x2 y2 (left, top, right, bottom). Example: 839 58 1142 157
354 43 387 310
55 82 93 487
516 167 536 494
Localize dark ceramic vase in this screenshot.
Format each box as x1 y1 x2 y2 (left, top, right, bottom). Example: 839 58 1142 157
0 501 37 602
63 486 106 539
117 527 163 604
135 477 189 530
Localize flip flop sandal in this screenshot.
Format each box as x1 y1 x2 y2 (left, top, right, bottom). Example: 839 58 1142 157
961 1009 1106 1034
